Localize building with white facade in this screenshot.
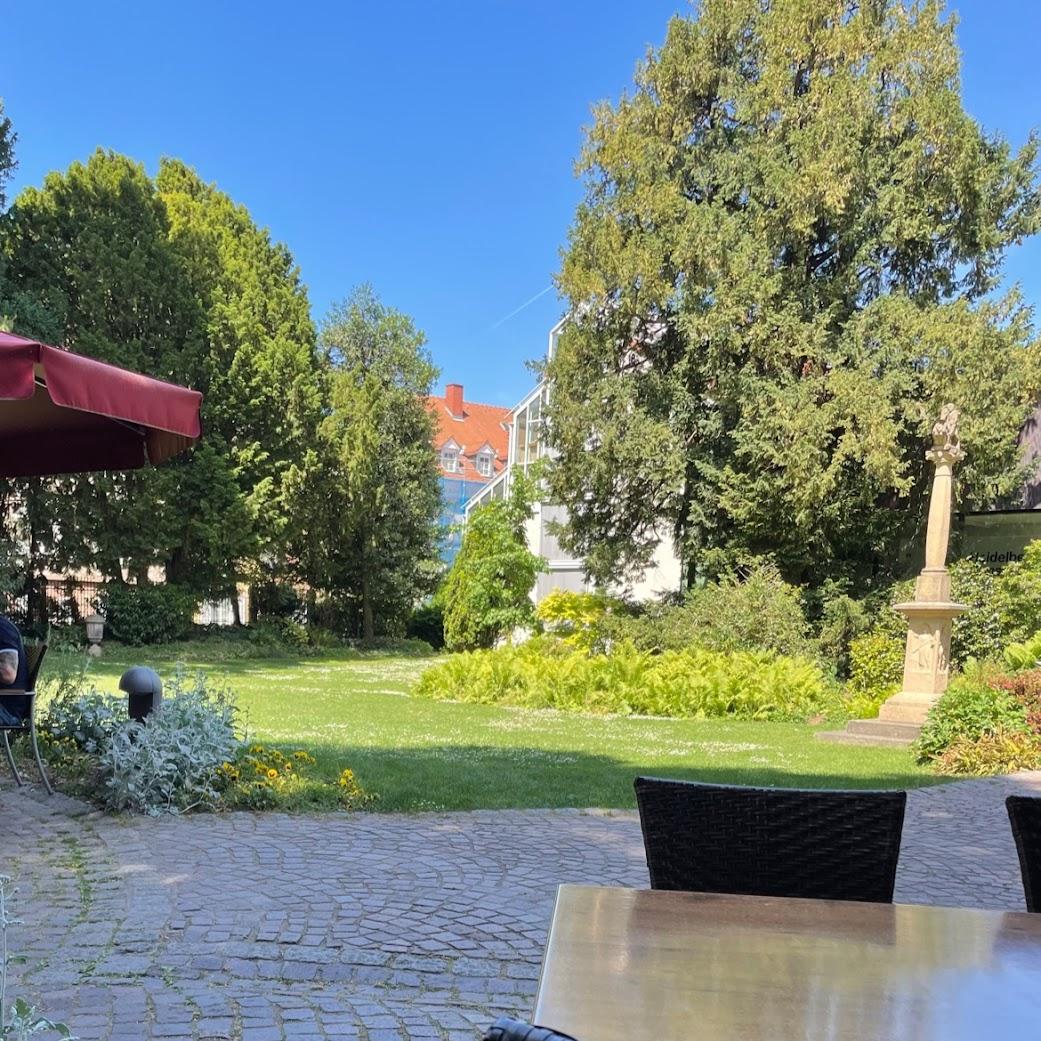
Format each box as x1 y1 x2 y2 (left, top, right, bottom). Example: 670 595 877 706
466 319 682 603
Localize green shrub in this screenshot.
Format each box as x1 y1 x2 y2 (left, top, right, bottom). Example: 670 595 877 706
41 687 126 754
914 671 1031 763
277 617 311 649
844 630 904 718
948 557 1003 666
815 591 873 678
439 478 544 650
934 729 1041 776
406 602 445 650
251 579 304 622
991 668 1041 731
605 563 811 659
679 563 811 656
414 641 835 722
100 584 198 645
601 602 696 654
535 590 620 652
994 540 1041 645
99 669 239 814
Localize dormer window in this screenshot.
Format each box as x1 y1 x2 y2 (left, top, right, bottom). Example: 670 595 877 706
441 440 461 473
476 451 493 477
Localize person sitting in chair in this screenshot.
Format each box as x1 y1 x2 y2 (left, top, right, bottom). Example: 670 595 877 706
0 615 29 728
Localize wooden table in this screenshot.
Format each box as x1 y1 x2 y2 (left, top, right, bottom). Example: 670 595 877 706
533 885 1041 1041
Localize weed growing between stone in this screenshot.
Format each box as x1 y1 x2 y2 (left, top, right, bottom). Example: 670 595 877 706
0 875 74 1040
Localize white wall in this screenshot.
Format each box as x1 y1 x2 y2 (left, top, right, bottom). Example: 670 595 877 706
526 501 681 605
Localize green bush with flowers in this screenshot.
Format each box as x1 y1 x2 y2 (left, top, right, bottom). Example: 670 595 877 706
37 668 372 814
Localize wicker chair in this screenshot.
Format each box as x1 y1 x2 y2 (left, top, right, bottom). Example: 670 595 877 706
0 644 52 795
484 1018 578 1041
1006 795 1041 912
633 776 906 903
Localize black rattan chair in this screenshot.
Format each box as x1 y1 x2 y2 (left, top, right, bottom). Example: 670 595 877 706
484 1018 578 1041
0 644 52 795
633 776 906 903
1006 795 1041 912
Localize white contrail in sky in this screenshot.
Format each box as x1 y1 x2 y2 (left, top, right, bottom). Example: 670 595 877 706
487 285 554 331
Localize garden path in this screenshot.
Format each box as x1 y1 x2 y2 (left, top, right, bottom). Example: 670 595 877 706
2 772 1041 1041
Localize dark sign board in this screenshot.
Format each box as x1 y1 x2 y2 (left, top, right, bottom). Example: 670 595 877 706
958 509 1041 568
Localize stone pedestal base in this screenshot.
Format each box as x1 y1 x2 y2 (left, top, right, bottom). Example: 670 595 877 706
877 692 936 727
878 597 967 727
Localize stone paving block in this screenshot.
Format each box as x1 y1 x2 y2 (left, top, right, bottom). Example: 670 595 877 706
5 776 1041 1041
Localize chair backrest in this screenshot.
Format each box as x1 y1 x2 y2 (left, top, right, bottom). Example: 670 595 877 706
25 643 47 692
1007 795 1041 912
634 776 907 904
484 1019 578 1041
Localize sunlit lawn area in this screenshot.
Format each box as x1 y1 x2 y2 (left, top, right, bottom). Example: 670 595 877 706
84 648 938 812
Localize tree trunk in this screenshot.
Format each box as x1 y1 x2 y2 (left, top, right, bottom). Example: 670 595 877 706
361 573 374 642
26 486 47 632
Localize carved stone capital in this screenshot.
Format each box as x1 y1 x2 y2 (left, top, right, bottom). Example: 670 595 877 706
925 445 965 468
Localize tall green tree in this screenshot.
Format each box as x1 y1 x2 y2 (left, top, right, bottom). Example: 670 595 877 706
549 0 1041 593
0 151 323 605
156 159 322 598
286 286 442 640
0 150 204 588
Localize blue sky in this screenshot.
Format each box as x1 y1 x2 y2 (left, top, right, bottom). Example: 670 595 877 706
4 1 1040 407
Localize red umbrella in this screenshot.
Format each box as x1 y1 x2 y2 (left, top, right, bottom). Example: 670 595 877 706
0 332 202 478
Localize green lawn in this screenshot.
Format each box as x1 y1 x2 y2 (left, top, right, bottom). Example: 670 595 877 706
82 648 937 812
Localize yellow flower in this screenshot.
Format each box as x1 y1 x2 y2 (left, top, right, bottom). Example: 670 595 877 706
266 768 279 780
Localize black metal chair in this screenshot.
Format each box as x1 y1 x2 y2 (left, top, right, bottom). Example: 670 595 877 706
1006 795 1041 912
633 776 906 903
484 1018 578 1041
0 644 52 795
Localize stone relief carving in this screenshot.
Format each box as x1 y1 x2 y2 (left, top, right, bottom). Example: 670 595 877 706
909 630 935 672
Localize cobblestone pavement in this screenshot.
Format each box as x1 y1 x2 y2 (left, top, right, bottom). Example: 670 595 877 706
2 771 1040 1041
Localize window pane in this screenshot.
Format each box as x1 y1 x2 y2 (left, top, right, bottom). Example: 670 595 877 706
515 411 528 469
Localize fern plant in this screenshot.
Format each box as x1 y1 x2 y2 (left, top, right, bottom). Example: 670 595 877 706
1004 631 1041 673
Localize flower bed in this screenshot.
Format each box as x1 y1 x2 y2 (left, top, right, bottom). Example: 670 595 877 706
37 668 371 814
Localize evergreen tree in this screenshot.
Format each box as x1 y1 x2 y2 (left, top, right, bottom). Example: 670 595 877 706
156 160 322 597
0 150 204 585
286 287 442 640
549 0 1041 593
0 151 324 603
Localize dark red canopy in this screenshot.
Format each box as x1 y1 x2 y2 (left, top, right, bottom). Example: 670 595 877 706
0 332 203 477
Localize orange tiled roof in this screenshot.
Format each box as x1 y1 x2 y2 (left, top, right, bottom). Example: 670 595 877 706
427 390 510 482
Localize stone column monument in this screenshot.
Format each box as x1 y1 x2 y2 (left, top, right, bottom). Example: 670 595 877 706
878 404 967 727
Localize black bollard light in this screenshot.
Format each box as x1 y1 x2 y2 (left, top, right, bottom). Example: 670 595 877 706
119 666 163 723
